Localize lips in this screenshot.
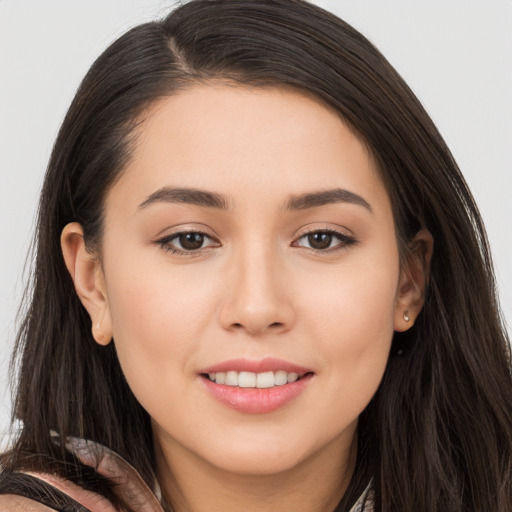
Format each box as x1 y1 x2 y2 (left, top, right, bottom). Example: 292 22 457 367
199 357 310 375
198 358 314 414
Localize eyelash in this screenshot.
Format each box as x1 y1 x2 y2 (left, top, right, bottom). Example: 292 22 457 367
155 231 219 255
155 228 357 255
293 228 357 253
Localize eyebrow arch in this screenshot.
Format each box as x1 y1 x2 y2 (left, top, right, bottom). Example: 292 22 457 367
138 187 229 210
285 188 373 213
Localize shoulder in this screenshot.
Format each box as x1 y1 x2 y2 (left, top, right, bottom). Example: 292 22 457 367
1 437 164 511
0 470 119 512
0 470 115 511
0 494 56 511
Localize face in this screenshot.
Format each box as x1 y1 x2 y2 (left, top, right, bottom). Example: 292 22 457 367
69 85 415 478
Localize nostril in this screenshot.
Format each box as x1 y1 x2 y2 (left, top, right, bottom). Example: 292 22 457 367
231 321 284 332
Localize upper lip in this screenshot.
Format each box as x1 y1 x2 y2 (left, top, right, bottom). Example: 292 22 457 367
198 357 312 375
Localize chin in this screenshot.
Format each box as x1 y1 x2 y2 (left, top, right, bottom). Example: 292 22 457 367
197 425 323 476
207 446 307 476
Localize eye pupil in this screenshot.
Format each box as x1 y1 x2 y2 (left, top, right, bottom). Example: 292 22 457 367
308 232 332 250
179 233 204 250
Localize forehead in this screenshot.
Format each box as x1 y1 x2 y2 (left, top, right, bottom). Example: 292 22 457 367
107 84 388 214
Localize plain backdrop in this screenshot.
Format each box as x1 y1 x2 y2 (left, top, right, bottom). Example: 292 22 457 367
1 0 511 444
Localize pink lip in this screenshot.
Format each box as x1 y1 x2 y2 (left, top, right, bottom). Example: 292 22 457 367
199 357 311 375
198 358 314 414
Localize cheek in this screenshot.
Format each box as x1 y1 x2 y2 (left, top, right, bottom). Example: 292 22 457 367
102 249 218 392
103 268 220 427
301 243 399 337
306 275 396 369
299 246 399 415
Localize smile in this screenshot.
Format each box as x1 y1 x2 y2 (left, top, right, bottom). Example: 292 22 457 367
198 358 314 414
205 370 304 388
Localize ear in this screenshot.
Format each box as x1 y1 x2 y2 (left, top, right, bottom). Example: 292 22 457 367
394 228 433 332
61 222 113 346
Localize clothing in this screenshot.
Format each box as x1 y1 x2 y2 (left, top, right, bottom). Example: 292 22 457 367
0 438 373 511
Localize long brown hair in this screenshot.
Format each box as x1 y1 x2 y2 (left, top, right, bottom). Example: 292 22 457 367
2 1 511 510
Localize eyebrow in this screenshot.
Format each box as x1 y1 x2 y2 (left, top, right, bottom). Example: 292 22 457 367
138 186 372 213
138 187 229 210
285 188 373 213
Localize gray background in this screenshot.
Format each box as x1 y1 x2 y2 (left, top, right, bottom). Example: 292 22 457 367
1 0 511 446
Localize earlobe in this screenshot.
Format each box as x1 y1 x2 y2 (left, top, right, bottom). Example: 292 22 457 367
394 228 433 332
61 222 113 345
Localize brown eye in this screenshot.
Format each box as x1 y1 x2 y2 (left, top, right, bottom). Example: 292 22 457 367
178 232 206 250
294 229 356 252
157 231 218 254
307 232 332 250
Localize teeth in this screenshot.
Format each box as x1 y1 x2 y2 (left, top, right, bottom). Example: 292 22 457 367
238 371 256 388
225 371 238 386
274 370 288 386
206 370 304 388
287 372 299 383
256 371 274 388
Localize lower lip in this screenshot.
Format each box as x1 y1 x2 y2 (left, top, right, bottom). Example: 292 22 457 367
200 374 313 414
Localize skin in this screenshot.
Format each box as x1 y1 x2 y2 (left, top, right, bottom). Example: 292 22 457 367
62 85 431 512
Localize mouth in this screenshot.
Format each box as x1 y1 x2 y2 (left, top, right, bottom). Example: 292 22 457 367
201 370 313 388
198 358 314 414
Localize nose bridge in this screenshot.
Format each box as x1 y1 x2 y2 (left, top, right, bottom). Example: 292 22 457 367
219 238 293 335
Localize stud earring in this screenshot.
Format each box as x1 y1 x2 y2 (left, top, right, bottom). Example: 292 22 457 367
403 311 411 322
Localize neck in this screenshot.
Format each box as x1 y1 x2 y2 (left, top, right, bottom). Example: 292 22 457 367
153 425 358 512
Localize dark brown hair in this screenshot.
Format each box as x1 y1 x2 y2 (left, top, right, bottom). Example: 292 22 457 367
2 1 511 510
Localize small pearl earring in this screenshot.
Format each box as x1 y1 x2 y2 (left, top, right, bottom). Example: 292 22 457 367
403 311 411 322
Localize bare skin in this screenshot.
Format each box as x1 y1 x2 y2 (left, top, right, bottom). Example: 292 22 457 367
153 427 357 512
62 85 431 512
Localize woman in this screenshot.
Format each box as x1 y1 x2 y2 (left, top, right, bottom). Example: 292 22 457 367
1 0 511 510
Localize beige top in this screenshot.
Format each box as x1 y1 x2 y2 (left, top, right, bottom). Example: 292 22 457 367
0 438 373 511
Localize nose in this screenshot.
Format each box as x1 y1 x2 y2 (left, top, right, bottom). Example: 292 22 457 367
218 244 295 337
